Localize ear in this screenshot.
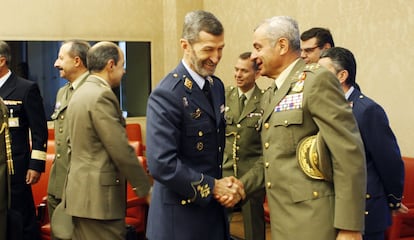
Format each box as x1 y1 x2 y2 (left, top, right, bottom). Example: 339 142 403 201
322 43 332 49
337 69 349 84
277 38 289 55
0 56 6 67
73 56 81 67
180 38 191 52
107 59 115 71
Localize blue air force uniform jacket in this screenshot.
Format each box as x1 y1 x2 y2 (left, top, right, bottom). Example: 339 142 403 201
349 88 404 233
146 62 228 240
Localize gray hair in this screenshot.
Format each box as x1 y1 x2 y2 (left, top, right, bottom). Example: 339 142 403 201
87 42 120 73
181 10 223 44
63 40 91 68
257 16 300 51
0 41 11 65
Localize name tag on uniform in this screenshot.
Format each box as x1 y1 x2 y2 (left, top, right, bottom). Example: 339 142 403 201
9 117 19 127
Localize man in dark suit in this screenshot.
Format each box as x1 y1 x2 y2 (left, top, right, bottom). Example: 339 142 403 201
242 16 366 240
146 10 245 240
223 52 265 240
48 40 90 240
0 41 48 240
300 27 335 64
64 41 151 240
319 47 408 240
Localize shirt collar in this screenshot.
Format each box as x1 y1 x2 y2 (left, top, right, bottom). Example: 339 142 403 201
344 86 355 100
90 74 110 88
0 70 12 89
275 59 300 89
71 71 89 90
182 59 206 90
238 85 255 101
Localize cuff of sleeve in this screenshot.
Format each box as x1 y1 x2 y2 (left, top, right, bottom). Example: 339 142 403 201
387 194 402 210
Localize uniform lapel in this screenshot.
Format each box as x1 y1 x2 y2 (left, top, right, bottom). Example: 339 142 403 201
238 86 260 122
0 74 17 99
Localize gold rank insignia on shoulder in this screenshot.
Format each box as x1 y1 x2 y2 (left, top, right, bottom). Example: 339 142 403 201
305 63 320 71
184 77 192 90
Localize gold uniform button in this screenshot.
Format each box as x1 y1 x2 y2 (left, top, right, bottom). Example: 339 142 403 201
116 179 120 183
60 115 64 120
198 131 203 137
235 157 240 161
56 153 61 158
173 73 178 78
236 124 241 128
284 120 288 125
266 182 272 188
236 146 240 150
365 211 369 215
264 142 269 149
264 123 269 129
312 191 319 198
389 203 394 208
236 135 240 139
366 194 371 199
59 128 63 133
196 142 203 151
181 200 187 205
265 162 270 168
396 203 401 207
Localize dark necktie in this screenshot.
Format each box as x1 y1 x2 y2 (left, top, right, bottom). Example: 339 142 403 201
203 78 213 106
239 94 247 113
66 84 74 101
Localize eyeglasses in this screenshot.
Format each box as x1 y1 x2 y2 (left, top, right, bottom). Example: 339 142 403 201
301 46 320 54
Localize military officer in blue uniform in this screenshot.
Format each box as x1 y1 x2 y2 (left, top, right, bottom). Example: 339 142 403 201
146 11 244 240
0 97 9 240
223 52 265 240
0 41 48 240
319 47 407 240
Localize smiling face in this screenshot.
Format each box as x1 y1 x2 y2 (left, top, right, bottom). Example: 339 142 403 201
251 24 281 79
54 42 78 82
181 30 225 77
234 58 259 92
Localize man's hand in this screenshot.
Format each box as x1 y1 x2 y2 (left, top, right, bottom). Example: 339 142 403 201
393 203 409 215
336 230 362 240
213 176 245 208
26 169 41 184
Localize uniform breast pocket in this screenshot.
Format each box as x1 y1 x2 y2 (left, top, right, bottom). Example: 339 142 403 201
7 104 23 128
272 109 303 127
244 115 261 128
184 120 213 154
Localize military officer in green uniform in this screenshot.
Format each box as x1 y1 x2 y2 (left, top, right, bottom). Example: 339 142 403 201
48 40 90 240
223 52 265 240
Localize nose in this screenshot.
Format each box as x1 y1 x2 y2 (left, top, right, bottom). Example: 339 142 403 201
300 51 307 59
250 51 258 60
54 59 59 68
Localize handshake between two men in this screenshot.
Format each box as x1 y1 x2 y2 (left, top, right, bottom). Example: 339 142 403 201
213 177 246 208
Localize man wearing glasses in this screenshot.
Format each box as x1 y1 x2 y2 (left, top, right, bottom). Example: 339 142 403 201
300 27 335 63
